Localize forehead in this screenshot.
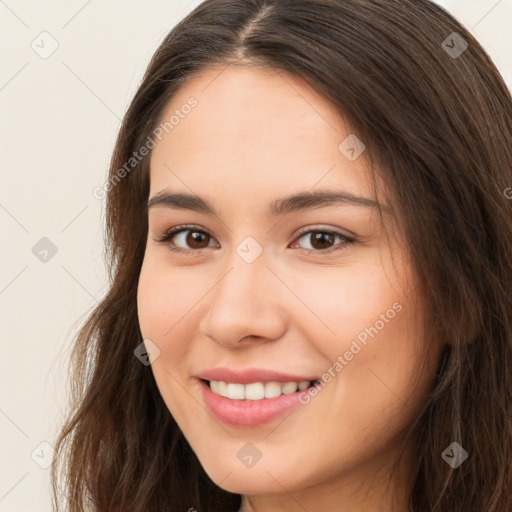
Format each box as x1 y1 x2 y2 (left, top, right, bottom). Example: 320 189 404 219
149 65 373 201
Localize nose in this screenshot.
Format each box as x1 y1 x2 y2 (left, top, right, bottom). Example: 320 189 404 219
198 250 288 348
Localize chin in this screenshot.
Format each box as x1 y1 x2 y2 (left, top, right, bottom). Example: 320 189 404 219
211 468 293 495
196 451 311 495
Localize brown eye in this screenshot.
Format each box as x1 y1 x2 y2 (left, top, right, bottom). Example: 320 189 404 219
155 225 355 256
156 226 218 253
306 232 335 250
293 229 355 254
184 230 210 249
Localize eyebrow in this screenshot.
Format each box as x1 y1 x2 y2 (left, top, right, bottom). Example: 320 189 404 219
147 189 381 216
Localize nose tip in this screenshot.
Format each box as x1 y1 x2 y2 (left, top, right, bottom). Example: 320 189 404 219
198 259 287 348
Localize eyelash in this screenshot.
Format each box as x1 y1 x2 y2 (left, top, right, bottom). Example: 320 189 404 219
153 224 356 255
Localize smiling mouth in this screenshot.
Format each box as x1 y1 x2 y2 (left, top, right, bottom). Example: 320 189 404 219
202 379 321 401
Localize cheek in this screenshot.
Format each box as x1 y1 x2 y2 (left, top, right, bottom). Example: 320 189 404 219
288 258 427 421
136 253 219 406
137 253 206 341
136 257 202 421
287 260 408 349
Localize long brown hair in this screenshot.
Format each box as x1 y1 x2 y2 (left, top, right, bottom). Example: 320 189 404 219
51 1 512 510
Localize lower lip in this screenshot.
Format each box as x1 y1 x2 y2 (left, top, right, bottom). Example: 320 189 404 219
199 379 305 427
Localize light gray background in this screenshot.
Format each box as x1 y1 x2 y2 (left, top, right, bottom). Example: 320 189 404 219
1 1 511 510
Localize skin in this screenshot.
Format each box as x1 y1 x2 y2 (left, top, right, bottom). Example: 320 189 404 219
137 64 445 511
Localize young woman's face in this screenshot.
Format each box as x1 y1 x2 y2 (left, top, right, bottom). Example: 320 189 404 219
137 65 443 507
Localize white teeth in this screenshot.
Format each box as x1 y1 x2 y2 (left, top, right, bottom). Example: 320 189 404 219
209 379 313 400
210 380 220 394
264 382 282 399
282 382 298 394
298 380 310 390
210 380 228 397
245 382 265 400
217 380 228 397
226 383 245 400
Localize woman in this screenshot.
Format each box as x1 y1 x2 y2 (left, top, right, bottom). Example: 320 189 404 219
51 1 512 511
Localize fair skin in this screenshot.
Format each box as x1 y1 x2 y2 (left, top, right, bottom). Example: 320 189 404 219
137 64 444 511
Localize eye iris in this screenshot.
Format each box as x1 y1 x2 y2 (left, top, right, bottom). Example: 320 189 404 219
310 232 334 250
187 231 209 249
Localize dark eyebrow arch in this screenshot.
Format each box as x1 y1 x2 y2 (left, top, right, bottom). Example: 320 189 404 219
147 189 382 216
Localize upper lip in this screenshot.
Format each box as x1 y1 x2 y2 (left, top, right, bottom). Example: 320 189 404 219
196 367 318 384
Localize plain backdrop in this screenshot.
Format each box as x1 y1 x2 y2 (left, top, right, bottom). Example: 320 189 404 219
1 1 511 510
